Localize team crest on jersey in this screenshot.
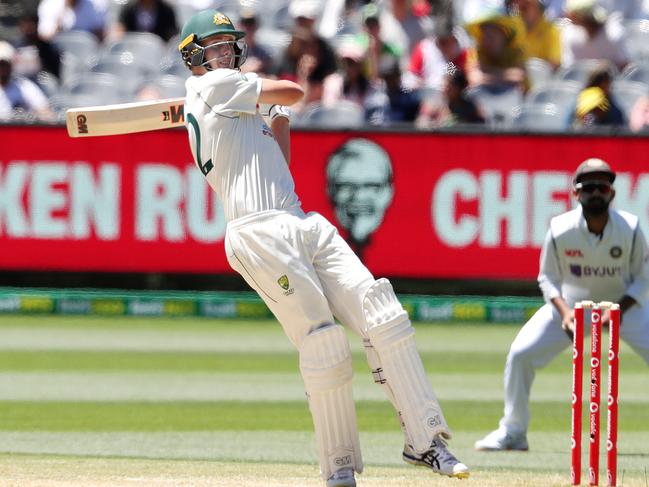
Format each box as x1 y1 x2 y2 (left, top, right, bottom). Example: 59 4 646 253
610 246 622 258
213 13 231 25
277 275 294 295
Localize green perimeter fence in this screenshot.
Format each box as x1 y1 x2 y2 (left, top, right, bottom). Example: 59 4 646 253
0 288 543 323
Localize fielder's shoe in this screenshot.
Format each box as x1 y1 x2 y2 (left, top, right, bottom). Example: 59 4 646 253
326 467 356 487
403 437 470 479
474 428 528 451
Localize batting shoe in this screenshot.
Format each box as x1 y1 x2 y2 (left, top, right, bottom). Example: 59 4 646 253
403 436 470 479
474 428 528 451
326 467 356 487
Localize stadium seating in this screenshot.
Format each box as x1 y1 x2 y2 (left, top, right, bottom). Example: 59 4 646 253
624 19 649 61
466 85 523 128
525 57 554 90
611 80 649 121
105 32 166 72
555 59 616 85
294 101 365 128
90 56 152 97
514 103 571 131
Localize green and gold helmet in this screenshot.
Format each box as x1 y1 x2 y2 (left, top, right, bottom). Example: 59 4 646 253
178 10 247 70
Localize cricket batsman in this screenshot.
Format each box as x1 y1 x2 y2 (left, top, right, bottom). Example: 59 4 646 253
475 158 649 451
178 9 469 486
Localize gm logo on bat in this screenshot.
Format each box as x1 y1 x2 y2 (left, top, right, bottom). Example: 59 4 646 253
76 114 88 134
162 104 184 123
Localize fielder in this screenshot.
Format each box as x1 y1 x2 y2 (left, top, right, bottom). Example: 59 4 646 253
475 158 649 451
177 10 469 486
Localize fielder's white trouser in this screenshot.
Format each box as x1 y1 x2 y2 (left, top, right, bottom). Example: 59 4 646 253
225 208 450 477
500 302 649 435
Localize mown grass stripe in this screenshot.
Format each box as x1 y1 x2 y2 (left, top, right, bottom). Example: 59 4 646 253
1 349 647 374
0 371 647 403
0 400 646 433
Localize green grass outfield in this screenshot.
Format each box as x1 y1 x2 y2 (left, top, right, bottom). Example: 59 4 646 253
0 315 647 486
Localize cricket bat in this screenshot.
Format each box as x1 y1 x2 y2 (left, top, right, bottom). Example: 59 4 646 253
66 97 185 137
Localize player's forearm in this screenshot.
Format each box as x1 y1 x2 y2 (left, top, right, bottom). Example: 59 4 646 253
550 296 571 318
259 79 304 106
271 117 291 165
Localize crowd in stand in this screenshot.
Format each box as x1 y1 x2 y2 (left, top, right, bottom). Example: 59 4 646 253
2 0 649 132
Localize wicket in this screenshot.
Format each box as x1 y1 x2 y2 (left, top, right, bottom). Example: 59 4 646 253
570 301 620 487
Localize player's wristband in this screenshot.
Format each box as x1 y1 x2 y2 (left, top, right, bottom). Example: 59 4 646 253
268 104 291 122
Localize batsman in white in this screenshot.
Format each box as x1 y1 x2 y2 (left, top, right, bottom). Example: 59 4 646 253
177 9 469 486
475 158 649 451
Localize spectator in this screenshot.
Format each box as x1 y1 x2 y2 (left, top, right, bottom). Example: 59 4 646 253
0 40 53 120
275 0 338 109
599 0 649 21
406 19 472 90
366 57 421 125
541 0 566 19
571 62 625 128
572 86 623 128
629 95 649 133
416 67 486 127
0 0 40 45
387 0 434 54
37 0 108 40
513 0 561 69
561 0 629 71
356 3 403 81
322 39 378 108
464 8 528 90
238 8 273 77
13 11 61 80
114 0 178 42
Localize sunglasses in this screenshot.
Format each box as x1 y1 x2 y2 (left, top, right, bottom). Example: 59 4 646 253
575 182 612 194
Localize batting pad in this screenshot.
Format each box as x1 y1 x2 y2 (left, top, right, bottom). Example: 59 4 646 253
363 278 450 453
299 324 363 479
363 337 411 444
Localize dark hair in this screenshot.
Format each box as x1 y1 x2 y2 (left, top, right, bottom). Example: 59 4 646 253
585 62 614 88
448 69 468 90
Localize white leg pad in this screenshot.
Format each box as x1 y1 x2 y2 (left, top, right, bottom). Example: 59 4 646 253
363 337 412 444
299 324 363 479
363 278 450 453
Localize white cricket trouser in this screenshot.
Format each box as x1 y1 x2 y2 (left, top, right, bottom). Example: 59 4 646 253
500 302 649 435
224 207 375 347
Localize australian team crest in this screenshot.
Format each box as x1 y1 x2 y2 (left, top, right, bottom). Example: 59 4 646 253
278 275 289 290
277 275 294 296
213 13 230 25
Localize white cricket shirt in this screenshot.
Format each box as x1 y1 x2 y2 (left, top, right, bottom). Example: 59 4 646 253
184 69 300 221
538 206 649 307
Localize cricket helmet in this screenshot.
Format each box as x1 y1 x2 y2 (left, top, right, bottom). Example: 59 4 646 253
573 158 616 184
178 10 247 69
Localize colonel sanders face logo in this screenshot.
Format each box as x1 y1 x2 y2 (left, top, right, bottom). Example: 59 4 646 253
326 138 394 251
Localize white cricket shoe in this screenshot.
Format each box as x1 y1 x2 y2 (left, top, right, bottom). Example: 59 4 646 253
326 467 356 487
474 428 529 451
403 437 470 479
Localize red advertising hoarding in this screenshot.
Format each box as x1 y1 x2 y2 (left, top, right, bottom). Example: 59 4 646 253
1 126 648 278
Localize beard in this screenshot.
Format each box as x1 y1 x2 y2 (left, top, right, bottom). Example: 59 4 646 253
581 196 610 216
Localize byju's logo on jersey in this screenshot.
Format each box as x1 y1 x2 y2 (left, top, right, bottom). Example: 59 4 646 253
570 265 621 278
277 275 294 296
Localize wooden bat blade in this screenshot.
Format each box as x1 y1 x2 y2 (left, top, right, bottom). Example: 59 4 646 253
66 97 186 137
